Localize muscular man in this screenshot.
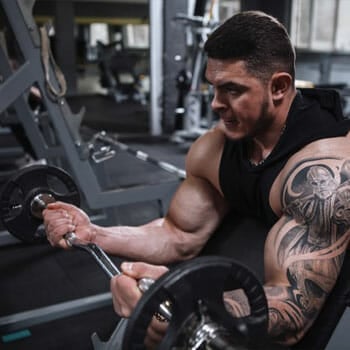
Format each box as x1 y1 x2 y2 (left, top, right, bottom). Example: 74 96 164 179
43 11 350 348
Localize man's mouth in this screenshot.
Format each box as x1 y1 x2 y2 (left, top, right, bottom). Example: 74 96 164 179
222 118 238 129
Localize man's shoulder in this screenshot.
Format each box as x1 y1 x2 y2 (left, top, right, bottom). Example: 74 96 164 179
271 132 350 212
284 132 350 171
185 127 226 187
188 127 226 159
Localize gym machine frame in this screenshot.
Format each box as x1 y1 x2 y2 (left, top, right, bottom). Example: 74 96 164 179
172 0 219 145
0 0 181 225
0 0 180 344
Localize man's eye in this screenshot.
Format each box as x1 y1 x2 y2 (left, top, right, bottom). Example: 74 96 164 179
226 87 240 95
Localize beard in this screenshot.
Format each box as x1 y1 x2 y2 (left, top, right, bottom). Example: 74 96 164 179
246 98 274 139
218 93 275 141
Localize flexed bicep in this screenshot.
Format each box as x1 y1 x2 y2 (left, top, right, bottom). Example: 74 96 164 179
161 129 229 259
163 174 229 259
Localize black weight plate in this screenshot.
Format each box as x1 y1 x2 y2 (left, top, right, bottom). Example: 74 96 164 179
122 256 268 349
0 164 80 243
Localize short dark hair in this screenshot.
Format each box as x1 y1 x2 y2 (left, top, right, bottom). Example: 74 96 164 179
204 11 295 82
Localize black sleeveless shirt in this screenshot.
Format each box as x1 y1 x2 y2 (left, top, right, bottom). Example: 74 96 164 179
214 89 350 349
219 88 350 227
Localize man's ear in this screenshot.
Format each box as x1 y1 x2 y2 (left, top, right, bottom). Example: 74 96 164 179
270 72 293 102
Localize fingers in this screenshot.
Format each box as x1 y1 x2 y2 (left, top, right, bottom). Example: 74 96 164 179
110 272 169 349
45 202 88 225
110 262 168 317
42 201 92 248
43 208 75 247
111 262 169 349
144 318 168 349
121 262 168 280
110 274 142 318
45 201 77 211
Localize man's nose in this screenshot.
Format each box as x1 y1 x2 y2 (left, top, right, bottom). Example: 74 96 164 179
211 92 226 113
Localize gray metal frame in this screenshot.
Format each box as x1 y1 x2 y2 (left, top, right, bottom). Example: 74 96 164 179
0 0 181 338
149 0 163 136
0 292 112 333
0 0 180 214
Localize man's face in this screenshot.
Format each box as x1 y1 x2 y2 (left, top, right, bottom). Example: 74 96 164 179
205 58 273 140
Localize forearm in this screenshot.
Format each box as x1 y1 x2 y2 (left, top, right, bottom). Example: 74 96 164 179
264 285 320 346
90 172 227 264
223 285 322 346
91 218 204 264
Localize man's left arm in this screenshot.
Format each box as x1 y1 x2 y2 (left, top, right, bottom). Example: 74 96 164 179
264 157 350 345
224 157 350 346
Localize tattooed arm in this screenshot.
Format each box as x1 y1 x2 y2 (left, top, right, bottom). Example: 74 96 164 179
263 157 350 345
222 155 350 346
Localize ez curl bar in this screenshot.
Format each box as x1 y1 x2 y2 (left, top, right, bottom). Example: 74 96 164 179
0 165 270 349
0 165 170 336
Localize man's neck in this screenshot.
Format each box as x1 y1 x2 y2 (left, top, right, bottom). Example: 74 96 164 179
249 124 286 166
249 89 297 165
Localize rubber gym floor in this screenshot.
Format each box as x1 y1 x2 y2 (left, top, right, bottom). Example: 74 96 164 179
0 94 187 350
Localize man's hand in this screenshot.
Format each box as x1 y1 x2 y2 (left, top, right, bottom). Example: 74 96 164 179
111 262 169 349
43 201 94 248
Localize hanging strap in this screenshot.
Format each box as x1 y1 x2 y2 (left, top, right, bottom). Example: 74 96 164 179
39 23 67 100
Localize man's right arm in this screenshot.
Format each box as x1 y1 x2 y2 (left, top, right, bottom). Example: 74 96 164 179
43 128 229 264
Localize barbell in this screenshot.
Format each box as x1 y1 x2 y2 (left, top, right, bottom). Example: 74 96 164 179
122 255 270 349
0 164 121 277
0 164 270 349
